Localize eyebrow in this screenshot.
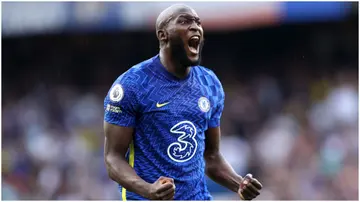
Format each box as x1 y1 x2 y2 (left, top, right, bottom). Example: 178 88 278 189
177 14 200 21
161 13 200 28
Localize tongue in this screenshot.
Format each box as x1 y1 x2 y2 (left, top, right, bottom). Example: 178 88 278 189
189 45 197 54
188 40 198 54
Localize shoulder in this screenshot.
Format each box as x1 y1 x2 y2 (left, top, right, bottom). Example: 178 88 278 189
107 57 155 103
195 65 223 90
113 57 155 89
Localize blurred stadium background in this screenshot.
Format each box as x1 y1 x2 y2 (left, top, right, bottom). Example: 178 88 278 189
2 1 358 200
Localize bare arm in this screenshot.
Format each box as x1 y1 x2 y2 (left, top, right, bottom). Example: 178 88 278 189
104 121 151 198
103 77 175 200
204 77 262 200
204 127 243 193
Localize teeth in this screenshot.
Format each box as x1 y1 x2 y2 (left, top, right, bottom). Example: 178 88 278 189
191 36 199 41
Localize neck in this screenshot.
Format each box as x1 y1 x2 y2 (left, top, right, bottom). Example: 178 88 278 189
159 49 190 79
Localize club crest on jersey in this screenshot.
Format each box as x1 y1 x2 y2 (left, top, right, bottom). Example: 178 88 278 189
109 84 124 102
167 121 198 163
198 97 210 113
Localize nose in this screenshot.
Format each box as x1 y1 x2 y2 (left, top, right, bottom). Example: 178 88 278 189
189 22 201 33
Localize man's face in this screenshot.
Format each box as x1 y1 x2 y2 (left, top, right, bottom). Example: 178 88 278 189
166 9 204 67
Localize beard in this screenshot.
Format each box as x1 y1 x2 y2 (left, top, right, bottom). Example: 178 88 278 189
169 35 204 68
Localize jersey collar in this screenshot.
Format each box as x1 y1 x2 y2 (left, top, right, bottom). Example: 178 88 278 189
152 54 193 83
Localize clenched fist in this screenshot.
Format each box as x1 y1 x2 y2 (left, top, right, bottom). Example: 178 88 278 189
238 174 262 200
147 176 176 200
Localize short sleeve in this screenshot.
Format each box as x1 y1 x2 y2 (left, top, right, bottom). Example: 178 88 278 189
104 75 139 127
208 78 225 128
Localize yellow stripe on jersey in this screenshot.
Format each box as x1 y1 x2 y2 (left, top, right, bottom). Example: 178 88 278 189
122 141 135 201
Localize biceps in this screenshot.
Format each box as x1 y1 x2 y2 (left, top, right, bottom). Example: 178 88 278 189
204 127 221 157
104 121 134 156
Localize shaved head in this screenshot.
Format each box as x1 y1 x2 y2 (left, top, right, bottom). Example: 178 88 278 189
156 4 196 39
155 4 204 68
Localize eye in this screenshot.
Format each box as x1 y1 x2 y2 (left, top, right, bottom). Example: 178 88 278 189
196 19 201 26
178 18 191 25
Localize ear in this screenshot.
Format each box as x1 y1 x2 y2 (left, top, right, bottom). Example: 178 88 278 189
157 29 168 43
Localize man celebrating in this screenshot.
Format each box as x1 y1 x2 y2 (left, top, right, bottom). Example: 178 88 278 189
104 4 262 200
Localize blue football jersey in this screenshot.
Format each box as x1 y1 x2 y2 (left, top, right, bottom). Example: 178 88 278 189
104 55 225 200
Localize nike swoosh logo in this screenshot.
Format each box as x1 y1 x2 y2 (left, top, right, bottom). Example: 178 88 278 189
156 102 170 108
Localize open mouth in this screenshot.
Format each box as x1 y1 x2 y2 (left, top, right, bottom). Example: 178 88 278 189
188 36 200 55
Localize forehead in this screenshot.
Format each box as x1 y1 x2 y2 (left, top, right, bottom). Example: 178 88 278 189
171 8 199 19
